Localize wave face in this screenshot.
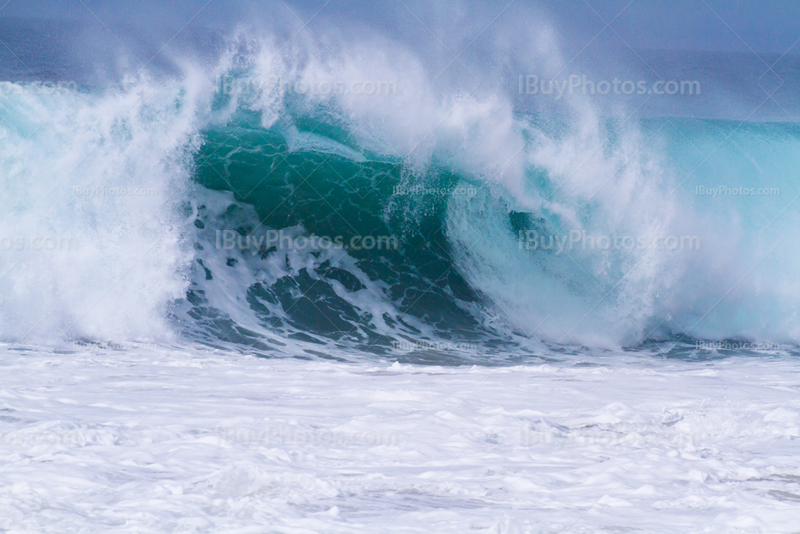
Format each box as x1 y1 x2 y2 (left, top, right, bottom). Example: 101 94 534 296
3 22 800 359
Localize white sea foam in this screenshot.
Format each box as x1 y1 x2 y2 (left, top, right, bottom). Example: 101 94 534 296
0 344 798 533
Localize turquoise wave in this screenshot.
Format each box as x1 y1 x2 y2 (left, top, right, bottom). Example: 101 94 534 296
182 101 800 356
2 60 799 359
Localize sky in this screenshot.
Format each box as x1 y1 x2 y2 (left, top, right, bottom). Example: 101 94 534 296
1 0 799 56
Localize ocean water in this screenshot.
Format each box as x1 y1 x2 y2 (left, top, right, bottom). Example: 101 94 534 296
1 10 800 533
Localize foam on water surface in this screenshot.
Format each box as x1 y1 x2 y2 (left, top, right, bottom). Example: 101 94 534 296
0 344 799 533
